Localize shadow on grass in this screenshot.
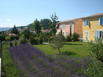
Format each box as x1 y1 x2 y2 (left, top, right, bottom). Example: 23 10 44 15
64 43 82 45
62 51 76 56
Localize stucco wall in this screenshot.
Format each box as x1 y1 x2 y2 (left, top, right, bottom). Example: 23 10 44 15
83 17 103 41
74 19 83 38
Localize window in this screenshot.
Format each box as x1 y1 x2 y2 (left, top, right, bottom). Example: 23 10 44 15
60 25 63 29
100 31 103 39
84 31 89 41
60 24 65 29
83 20 89 26
62 24 66 28
95 30 103 39
99 17 103 25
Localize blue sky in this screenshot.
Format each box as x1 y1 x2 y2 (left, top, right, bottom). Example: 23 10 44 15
0 0 103 28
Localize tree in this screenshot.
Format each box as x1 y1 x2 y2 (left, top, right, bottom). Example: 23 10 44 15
28 23 35 30
22 29 31 40
50 33 64 54
11 25 19 35
40 19 52 29
34 19 41 34
50 13 59 35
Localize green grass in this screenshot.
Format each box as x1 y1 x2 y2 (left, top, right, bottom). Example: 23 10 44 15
2 42 20 77
34 42 90 57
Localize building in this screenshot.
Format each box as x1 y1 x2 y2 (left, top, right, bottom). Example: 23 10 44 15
82 13 103 41
56 13 103 41
56 18 83 38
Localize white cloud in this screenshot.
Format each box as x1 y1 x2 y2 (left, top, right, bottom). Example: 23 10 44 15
7 18 12 22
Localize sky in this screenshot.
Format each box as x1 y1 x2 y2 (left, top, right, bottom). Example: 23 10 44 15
0 0 103 28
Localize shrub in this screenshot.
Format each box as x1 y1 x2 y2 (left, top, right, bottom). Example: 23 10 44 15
66 35 72 42
30 38 38 45
10 35 19 41
39 38 43 44
30 36 43 45
14 40 18 46
71 33 80 41
0 34 6 41
10 42 13 47
20 39 28 44
90 39 103 62
5 36 11 41
84 57 103 77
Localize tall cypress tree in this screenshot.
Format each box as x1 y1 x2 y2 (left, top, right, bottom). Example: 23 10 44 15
50 13 59 35
11 25 19 35
34 19 41 34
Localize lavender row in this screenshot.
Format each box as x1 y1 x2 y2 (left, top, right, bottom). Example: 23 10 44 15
9 44 88 77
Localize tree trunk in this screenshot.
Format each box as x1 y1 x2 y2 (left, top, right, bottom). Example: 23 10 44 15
58 48 61 55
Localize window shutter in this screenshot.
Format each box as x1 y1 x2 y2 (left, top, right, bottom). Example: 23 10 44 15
95 31 98 39
99 18 100 25
102 18 103 25
97 31 100 39
95 31 100 39
99 17 103 25
84 20 89 26
100 18 102 25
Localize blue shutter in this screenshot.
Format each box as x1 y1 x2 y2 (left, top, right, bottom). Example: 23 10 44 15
100 18 102 25
102 18 103 25
99 17 103 25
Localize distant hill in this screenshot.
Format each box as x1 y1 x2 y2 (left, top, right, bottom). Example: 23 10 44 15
0 27 11 32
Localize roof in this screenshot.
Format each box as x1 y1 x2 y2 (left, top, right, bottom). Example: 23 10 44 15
58 13 103 24
58 18 80 24
82 13 103 19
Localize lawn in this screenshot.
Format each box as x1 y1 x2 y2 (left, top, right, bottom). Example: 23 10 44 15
34 42 90 57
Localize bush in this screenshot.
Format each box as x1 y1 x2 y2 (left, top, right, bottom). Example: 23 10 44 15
30 38 38 45
71 33 80 41
20 39 28 44
90 39 103 62
11 36 19 40
66 35 72 42
30 37 43 45
10 42 13 47
84 57 103 77
0 34 6 41
14 40 18 46
39 38 43 44
5 36 11 41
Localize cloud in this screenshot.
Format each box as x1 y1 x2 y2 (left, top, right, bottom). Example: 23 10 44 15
7 18 12 22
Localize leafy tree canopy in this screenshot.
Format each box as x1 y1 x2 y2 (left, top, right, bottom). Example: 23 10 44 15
40 19 52 29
